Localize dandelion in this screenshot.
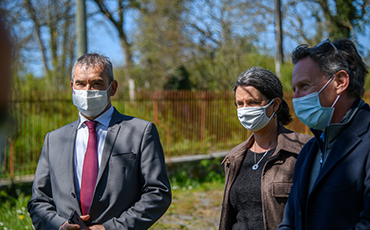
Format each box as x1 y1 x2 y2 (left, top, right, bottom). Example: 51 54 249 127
18 215 25 220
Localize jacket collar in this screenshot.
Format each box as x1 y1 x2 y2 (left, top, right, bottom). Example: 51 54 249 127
274 123 307 156
299 100 370 205
96 108 122 182
313 100 370 186
311 98 365 154
222 122 304 164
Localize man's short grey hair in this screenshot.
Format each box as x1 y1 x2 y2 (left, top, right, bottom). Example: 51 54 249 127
71 53 114 83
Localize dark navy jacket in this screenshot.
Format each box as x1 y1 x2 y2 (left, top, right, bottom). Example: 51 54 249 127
279 101 370 230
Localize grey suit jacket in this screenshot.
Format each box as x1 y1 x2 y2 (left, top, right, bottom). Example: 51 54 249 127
27 108 172 229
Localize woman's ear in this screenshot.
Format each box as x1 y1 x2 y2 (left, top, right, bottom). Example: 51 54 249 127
273 97 281 113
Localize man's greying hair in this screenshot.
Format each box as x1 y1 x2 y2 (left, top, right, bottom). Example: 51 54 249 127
233 67 293 125
71 53 114 83
292 39 368 98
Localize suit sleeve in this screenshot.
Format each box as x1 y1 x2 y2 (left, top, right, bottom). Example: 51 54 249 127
101 122 172 229
27 133 66 230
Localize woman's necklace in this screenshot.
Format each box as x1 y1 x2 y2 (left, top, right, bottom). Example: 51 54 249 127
252 140 276 170
252 148 271 170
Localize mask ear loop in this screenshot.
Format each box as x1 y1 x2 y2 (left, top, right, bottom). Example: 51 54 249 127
106 82 112 91
265 98 276 119
318 76 334 94
317 76 341 108
331 94 341 108
264 98 275 108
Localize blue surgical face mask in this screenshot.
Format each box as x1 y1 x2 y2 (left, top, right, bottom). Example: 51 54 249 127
293 77 340 130
237 99 275 132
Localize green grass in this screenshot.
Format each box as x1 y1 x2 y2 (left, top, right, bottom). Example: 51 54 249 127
0 184 33 230
0 194 33 230
151 180 224 229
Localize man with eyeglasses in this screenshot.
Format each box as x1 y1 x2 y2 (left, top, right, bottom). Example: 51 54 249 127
278 39 370 230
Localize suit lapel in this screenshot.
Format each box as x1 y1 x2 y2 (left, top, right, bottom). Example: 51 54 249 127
312 103 370 190
297 142 318 208
314 129 360 185
67 120 79 184
66 120 82 211
96 109 122 183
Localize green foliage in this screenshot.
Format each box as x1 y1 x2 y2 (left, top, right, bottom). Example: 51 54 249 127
0 183 32 205
0 183 33 229
199 159 225 183
364 73 370 92
168 157 225 191
279 62 295 92
3 90 78 178
185 43 279 91
13 73 47 93
3 90 250 179
0 193 33 230
164 65 192 90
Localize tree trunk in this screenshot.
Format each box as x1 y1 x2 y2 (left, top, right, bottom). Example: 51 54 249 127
275 0 283 78
24 0 50 73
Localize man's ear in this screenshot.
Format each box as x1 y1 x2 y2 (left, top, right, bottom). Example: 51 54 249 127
110 80 118 97
334 70 350 95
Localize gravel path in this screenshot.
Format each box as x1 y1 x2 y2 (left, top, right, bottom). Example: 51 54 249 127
151 186 224 229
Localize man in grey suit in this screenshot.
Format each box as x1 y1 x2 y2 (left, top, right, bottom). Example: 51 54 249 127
27 53 172 230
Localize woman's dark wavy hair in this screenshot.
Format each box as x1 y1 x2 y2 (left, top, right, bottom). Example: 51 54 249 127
233 67 293 125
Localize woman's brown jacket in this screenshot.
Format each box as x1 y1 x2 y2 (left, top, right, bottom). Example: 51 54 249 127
219 123 312 230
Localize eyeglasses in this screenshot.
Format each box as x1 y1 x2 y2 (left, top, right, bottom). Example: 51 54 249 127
315 38 349 69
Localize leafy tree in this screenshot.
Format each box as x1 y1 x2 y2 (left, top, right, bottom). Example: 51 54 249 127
2 0 76 91
134 0 190 89
2 0 369 92
182 0 275 90
314 0 370 40
91 0 141 82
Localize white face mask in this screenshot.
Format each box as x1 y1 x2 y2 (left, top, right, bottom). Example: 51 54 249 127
72 83 111 117
237 99 275 132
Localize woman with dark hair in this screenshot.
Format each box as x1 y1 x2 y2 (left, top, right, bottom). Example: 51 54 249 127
219 67 312 230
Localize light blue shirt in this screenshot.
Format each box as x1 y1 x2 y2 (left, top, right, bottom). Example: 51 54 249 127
73 105 114 199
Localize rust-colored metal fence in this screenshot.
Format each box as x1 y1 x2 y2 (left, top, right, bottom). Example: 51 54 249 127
3 90 370 180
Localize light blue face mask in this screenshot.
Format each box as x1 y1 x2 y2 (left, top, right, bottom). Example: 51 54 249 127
293 77 340 130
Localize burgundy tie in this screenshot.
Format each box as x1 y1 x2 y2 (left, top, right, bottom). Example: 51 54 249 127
80 120 98 215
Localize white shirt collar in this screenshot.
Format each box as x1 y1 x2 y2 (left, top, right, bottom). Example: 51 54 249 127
78 105 114 129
